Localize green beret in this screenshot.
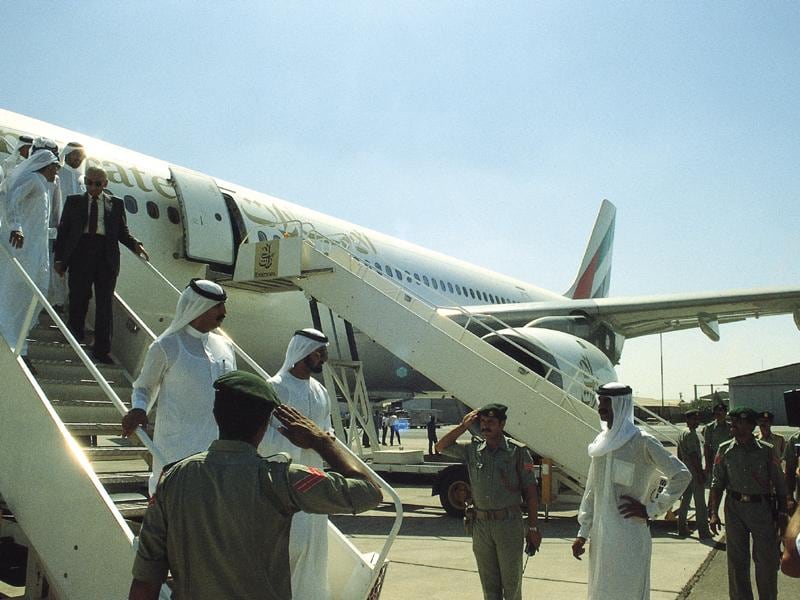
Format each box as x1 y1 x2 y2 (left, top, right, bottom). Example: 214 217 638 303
213 371 281 411
728 406 757 422
757 411 774 421
684 409 700 418
477 403 508 420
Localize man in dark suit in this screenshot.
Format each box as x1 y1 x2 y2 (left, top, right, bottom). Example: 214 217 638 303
54 166 148 363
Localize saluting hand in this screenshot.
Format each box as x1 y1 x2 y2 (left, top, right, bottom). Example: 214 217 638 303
461 410 479 429
274 404 331 449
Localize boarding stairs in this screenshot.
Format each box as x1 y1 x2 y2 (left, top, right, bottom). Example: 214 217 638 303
229 231 684 493
0 246 399 599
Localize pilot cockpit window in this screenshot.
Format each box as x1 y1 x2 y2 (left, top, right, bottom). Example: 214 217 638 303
422 275 430 286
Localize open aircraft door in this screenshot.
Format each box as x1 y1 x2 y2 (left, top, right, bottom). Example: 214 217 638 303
169 165 235 266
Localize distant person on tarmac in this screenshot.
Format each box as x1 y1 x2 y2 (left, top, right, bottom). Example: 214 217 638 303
436 403 540 600
389 412 401 445
427 415 439 455
676 409 711 538
259 328 334 600
572 383 690 600
702 402 732 479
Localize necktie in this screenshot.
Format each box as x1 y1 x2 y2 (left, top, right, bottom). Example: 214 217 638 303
89 197 98 234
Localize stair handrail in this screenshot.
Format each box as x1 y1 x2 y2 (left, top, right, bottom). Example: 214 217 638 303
0 244 167 467
264 220 682 444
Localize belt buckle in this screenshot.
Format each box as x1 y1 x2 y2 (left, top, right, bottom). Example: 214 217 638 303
741 494 751 503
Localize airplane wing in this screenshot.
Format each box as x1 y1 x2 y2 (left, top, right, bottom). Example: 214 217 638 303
446 286 800 341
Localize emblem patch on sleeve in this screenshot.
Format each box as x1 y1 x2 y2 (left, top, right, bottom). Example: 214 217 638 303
294 467 327 493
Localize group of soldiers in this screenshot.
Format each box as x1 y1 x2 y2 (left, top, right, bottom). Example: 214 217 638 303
677 402 799 599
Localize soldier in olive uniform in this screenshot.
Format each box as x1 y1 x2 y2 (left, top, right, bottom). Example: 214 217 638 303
436 403 541 600
677 409 711 538
756 411 786 460
128 371 382 600
709 406 788 600
703 402 732 480
785 430 800 512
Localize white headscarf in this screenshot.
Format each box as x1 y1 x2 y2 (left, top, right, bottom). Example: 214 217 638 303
12 150 59 180
587 382 639 457
158 279 227 340
60 142 85 166
31 137 58 155
277 328 329 375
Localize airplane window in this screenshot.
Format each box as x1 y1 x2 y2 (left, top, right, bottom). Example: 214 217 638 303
455 284 462 295
413 273 421 284
146 201 160 219
489 293 495 303
123 195 138 214
432 279 438 290
469 288 476 299
375 263 383 273
423 275 430 286
440 280 447 291
482 291 488 301
447 282 454 293
396 269 403 280
385 267 393 278
167 206 180 225
257 231 268 241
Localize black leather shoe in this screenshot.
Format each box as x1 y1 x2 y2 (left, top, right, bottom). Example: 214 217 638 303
92 352 114 364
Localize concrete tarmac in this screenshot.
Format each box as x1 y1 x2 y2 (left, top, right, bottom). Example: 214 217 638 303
332 426 800 599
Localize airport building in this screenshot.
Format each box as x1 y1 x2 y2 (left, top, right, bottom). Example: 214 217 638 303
728 362 800 425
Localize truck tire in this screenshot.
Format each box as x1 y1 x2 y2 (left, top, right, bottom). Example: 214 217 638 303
437 465 471 518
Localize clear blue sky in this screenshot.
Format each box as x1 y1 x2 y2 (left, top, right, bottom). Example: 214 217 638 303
4 2 799 401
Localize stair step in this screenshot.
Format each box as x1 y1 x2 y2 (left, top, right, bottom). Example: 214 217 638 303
28 359 128 382
98 472 150 488
26 340 87 361
66 422 149 439
110 494 149 520
50 397 129 422
27 324 70 343
41 379 131 401
84 446 150 462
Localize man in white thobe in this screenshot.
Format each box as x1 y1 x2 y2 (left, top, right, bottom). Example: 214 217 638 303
0 135 33 186
259 328 334 600
121 279 236 494
0 150 60 359
571 383 690 600
49 142 86 308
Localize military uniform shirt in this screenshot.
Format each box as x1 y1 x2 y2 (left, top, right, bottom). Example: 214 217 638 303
756 430 786 460
443 435 536 510
702 419 732 457
132 440 381 600
784 431 800 495
677 429 703 475
711 437 787 497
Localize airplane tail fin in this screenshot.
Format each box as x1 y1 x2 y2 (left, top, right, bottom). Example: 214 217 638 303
564 199 616 299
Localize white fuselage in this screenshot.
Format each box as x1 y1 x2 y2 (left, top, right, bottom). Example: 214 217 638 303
0 109 570 395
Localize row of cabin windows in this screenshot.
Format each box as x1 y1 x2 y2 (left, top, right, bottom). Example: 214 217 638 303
124 195 181 225
121 197 515 305
354 257 515 304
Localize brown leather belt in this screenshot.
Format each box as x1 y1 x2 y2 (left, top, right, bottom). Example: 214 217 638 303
729 491 768 503
474 506 521 521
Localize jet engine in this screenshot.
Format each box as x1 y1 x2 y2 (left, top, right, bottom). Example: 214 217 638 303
481 325 618 408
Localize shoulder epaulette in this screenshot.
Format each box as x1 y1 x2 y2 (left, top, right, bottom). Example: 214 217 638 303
262 451 293 465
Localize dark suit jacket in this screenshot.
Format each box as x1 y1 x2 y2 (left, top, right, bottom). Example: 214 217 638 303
55 191 141 276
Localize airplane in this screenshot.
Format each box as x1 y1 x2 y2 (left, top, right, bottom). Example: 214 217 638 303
1 107 799 407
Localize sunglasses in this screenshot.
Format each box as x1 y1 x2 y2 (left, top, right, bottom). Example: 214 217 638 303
86 180 105 187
